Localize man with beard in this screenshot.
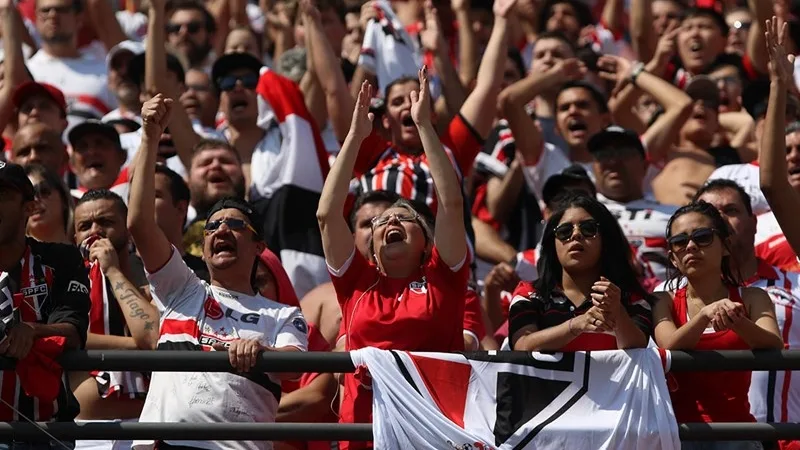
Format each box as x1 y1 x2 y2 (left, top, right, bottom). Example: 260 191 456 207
129 94 307 450
0 161 89 436
11 123 68 175
165 0 216 71
102 41 145 124
26 0 116 125
68 120 128 201
183 139 247 258
70 189 156 446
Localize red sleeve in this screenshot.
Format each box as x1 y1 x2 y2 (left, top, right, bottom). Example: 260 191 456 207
353 130 390 177
510 280 535 299
442 113 484 177
463 288 486 340
471 183 501 231
425 246 470 320
328 250 375 308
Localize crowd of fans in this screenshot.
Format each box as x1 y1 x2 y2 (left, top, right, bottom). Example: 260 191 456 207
2 0 800 448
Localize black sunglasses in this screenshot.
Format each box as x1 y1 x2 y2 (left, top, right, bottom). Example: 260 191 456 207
166 21 204 35
218 74 259 92
204 218 257 235
554 219 599 242
33 182 53 199
667 227 717 252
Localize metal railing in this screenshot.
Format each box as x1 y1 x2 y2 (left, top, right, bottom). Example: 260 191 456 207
3 350 800 442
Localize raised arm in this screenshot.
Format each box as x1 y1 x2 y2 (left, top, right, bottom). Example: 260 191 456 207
0 0 29 133
127 95 176 273
412 66 466 267
452 0 477 88
746 0 772 75
146 0 199 171
629 0 656 62
316 82 373 270
420 0 465 123
759 18 800 255
459 0 516 139
301 0 354 142
598 53 693 164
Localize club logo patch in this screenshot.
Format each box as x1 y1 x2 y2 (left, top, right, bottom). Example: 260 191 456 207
292 317 308 334
409 277 427 294
204 297 224 320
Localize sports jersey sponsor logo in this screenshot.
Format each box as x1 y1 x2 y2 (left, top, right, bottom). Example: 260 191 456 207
200 334 229 347
66 280 89 294
409 277 428 294
291 317 307 334
446 441 487 450
204 297 224 320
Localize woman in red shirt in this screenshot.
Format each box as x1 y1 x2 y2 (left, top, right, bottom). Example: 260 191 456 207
508 193 653 351
653 200 782 450
317 70 469 450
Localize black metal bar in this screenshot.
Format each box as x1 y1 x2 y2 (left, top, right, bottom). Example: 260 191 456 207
678 423 800 441
0 350 793 373
3 422 800 441
0 423 374 442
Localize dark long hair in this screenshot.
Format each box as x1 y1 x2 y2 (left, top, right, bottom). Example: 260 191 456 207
665 200 742 287
23 163 73 234
534 193 650 304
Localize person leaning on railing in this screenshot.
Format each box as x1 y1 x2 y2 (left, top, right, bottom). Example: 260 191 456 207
316 70 469 450
652 201 783 450
508 193 653 352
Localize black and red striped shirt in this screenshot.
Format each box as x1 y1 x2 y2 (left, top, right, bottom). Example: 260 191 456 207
0 238 89 422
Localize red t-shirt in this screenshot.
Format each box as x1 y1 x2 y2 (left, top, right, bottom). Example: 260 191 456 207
668 285 755 423
330 246 469 450
353 114 482 215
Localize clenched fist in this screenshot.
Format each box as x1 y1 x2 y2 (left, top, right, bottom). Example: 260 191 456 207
141 94 174 139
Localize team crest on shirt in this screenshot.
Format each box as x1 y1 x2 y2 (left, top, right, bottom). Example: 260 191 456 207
409 277 428 294
203 296 224 320
292 317 308 334
21 281 49 309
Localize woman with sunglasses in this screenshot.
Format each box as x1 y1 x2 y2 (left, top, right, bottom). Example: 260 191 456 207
653 201 782 442
508 194 652 352
317 70 468 450
24 163 73 244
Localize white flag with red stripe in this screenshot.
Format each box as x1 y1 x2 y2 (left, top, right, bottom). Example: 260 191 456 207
351 348 680 450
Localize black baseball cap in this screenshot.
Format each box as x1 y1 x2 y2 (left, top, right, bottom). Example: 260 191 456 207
128 52 187 88
0 162 35 201
685 75 721 111
588 126 646 159
211 53 263 91
68 120 123 151
541 164 596 206
205 196 262 239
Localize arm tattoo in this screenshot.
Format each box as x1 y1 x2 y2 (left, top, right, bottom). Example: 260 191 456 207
113 281 152 321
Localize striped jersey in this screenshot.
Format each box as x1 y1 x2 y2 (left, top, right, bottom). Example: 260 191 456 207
134 248 308 450
0 238 89 422
755 211 800 272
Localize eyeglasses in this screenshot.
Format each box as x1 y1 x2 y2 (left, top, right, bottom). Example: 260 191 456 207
371 212 418 228
33 182 53 200
218 74 259 92
554 220 599 242
204 218 258 235
667 227 717 252
166 21 204 35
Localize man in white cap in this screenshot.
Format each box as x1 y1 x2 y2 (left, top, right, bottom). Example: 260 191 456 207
103 40 146 124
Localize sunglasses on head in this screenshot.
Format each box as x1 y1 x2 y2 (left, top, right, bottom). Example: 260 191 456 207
554 219 599 242
33 182 53 199
371 211 418 228
166 21 204 35
667 227 717 252
218 74 259 92
204 218 257 235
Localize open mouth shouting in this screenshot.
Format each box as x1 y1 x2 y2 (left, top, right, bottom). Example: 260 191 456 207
384 225 407 246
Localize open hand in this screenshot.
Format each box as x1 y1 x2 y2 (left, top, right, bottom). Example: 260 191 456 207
493 0 517 18
420 1 442 52
348 81 374 141
597 54 634 97
766 16 796 85
410 65 432 126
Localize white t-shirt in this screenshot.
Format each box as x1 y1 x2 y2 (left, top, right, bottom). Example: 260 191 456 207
707 163 770 215
27 49 117 126
521 142 594 204
598 194 677 282
134 248 308 450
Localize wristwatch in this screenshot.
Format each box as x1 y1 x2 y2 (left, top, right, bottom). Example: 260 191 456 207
630 61 646 87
